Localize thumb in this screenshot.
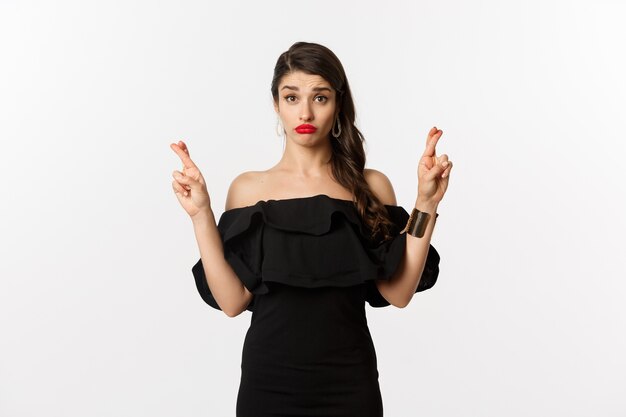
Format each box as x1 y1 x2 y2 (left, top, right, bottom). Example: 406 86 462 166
424 162 446 181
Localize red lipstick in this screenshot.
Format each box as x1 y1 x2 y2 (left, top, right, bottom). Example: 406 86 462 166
295 124 317 134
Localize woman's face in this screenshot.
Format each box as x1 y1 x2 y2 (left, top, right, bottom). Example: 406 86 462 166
274 71 338 143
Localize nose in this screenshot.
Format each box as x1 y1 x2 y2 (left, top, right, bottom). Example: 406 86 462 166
300 102 313 121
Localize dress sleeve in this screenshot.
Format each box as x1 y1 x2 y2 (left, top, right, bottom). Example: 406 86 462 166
191 209 265 312
365 205 441 308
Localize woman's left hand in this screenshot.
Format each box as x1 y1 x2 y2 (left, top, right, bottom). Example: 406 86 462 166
417 126 452 204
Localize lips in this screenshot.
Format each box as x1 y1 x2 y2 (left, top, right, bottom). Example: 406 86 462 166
295 124 317 133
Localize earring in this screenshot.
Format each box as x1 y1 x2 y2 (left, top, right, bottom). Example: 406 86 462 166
276 117 285 137
331 116 342 138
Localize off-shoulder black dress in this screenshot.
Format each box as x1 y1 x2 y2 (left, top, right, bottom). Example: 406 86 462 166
192 194 440 417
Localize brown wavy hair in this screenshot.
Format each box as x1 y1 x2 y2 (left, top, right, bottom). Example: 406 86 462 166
270 41 396 242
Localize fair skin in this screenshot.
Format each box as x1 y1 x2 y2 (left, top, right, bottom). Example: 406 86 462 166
170 71 453 316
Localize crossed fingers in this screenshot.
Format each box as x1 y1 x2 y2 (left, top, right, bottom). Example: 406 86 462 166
419 127 452 178
170 140 196 171
422 127 441 159
170 140 195 194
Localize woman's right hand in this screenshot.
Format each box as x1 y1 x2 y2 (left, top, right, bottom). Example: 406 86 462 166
170 140 211 219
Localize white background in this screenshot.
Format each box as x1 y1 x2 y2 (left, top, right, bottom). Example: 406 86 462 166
1 0 625 416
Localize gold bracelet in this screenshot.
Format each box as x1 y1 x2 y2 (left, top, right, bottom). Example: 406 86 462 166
402 208 439 238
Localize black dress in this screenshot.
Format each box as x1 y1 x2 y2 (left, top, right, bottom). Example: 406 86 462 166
192 194 440 417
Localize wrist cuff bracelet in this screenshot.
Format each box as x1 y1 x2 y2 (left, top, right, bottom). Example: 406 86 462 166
402 208 439 238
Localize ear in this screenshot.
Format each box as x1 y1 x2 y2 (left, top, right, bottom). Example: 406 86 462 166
334 100 341 119
273 99 279 114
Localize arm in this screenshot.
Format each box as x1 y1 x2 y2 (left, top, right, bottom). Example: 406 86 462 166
365 169 438 308
376 197 438 308
191 173 255 317
191 212 253 317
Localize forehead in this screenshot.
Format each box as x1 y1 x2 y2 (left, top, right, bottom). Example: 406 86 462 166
279 71 332 90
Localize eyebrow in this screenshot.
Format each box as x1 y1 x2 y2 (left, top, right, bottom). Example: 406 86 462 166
280 85 333 93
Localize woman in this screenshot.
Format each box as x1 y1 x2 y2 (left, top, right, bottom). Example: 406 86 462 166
170 41 452 417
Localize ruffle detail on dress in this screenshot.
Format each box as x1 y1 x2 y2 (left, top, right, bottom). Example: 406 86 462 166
191 194 440 312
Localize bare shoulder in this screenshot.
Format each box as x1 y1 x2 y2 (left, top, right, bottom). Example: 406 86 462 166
225 171 266 211
364 168 397 206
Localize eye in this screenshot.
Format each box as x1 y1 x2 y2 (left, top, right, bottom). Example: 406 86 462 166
283 95 328 103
